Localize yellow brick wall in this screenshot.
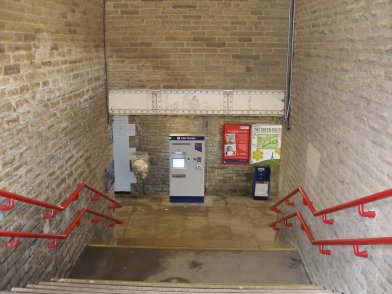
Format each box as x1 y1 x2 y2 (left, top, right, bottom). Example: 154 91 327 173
278 1 392 293
0 0 114 290
106 0 289 89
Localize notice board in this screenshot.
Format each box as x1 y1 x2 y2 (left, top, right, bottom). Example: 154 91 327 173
222 124 250 165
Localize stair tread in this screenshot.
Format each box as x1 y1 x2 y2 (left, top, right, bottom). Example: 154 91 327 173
29 282 329 293
69 247 310 285
14 285 335 294
52 278 323 289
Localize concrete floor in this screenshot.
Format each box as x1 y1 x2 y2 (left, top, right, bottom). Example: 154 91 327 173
114 195 278 250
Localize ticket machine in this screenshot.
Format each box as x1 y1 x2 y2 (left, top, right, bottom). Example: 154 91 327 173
169 134 206 203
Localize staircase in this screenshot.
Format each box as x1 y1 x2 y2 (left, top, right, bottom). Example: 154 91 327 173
1 246 339 294
5 279 335 293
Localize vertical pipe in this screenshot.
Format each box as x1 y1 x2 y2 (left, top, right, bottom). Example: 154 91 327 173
282 0 296 129
103 0 110 124
288 0 296 122
283 0 293 121
203 117 209 192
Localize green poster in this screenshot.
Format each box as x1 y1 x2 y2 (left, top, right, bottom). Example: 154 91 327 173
251 124 282 165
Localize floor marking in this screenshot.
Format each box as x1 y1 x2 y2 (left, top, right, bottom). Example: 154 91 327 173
88 243 295 251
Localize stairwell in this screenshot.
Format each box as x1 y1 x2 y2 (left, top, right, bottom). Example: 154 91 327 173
1 196 339 294
2 246 336 293
1 246 336 293
0 246 335 294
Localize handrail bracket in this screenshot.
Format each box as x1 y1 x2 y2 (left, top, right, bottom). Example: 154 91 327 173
284 219 293 227
91 217 101 223
358 204 376 218
353 245 368 258
4 237 20 248
322 213 334 225
286 199 295 206
43 209 56 219
0 198 14 211
73 193 80 201
48 238 59 249
319 245 331 255
90 192 100 201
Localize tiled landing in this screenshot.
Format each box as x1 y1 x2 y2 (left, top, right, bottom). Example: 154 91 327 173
115 195 277 250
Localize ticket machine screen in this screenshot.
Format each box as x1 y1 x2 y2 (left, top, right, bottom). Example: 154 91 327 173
172 158 185 169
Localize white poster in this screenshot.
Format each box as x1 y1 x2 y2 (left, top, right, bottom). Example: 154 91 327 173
251 124 282 165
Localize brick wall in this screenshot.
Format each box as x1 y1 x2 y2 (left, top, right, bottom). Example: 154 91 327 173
0 1 115 290
107 0 287 198
278 1 392 293
106 0 289 89
130 115 280 197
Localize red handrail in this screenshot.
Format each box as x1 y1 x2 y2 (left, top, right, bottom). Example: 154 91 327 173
0 208 122 249
270 186 392 224
268 211 392 258
0 182 121 218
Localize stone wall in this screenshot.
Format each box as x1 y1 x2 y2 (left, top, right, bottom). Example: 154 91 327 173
0 1 115 290
130 115 280 197
278 1 392 293
106 0 289 89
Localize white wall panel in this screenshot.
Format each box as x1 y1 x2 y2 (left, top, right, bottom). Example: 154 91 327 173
112 116 137 192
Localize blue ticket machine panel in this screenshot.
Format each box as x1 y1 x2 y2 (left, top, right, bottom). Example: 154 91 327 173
252 166 271 200
169 134 206 203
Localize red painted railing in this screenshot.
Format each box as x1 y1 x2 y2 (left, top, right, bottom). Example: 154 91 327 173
0 182 121 218
269 187 392 258
0 208 122 249
0 183 122 249
270 186 392 223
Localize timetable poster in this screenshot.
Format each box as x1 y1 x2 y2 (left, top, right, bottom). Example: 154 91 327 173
222 124 251 165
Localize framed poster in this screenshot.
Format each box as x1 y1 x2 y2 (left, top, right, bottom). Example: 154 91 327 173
222 124 251 165
251 124 282 165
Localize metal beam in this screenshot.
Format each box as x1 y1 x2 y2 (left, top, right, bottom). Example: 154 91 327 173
109 89 284 116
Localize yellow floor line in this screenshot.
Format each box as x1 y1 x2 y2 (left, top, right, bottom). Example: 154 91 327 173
62 277 313 288
88 243 295 251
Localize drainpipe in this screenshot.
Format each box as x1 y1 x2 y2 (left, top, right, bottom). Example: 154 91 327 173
282 0 296 129
103 0 110 124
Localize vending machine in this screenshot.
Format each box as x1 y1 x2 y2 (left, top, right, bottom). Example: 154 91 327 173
169 134 206 203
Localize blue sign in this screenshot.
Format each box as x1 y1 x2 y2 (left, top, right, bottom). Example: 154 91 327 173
195 143 202 152
168 136 205 141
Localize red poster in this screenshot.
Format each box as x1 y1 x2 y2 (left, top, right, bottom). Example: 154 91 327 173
222 124 250 165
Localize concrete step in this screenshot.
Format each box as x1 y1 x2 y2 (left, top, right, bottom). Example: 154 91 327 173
70 246 311 285
51 278 326 290
11 286 335 294
8 279 338 294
